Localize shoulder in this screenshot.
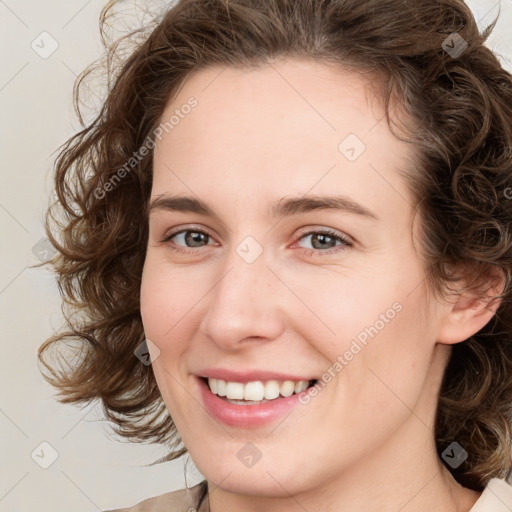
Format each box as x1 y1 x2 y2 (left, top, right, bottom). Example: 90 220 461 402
470 477 512 512
103 480 208 512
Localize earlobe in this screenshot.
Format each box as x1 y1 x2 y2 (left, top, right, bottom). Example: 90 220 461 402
437 270 505 345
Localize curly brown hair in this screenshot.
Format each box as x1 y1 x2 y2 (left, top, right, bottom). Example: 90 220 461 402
37 0 512 491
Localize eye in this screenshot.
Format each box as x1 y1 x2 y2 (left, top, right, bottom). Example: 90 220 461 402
294 228 353 255
160 226 353 256
161 227 216 253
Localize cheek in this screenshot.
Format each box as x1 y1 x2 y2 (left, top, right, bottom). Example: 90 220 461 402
140 265 190 416
341 289 435 421
140 257 197 345
308 267 433 404
140 256 159 328
277 268 405 361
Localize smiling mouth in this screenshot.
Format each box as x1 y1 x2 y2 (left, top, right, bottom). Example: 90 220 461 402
201 377 319 405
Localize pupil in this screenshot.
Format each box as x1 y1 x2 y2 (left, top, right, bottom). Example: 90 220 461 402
186 231 207 247
314 233 334 249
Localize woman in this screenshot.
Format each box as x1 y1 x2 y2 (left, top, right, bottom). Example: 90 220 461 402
38 0 512 510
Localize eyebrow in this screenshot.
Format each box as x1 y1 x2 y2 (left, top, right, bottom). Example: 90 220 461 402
148 194 379 221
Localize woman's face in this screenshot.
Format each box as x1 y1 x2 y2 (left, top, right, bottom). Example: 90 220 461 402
141 59 451 497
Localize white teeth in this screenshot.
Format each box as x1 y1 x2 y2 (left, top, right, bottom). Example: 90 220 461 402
244 381 265 401
225 381 244 399
295 380 308 393
264 380 280 400
280 380 295 397
217 379 226 396
207 378 313 401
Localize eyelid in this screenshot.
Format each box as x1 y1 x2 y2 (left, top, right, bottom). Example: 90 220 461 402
161 225 352 243
294 226 354 245
161 224 354 256
161 224 216 244
290 228 353 255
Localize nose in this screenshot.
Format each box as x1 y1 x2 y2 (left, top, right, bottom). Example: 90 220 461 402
198 245 285 351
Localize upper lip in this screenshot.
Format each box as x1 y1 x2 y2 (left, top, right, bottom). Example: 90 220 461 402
197 368 317 383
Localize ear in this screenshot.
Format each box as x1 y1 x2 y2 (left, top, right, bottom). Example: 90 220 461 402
437 267 505 345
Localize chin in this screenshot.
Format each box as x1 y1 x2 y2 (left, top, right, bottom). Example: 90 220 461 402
194 452 312 498
206 472 301 498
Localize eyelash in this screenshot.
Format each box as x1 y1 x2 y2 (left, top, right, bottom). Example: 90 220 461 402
160 226 353 256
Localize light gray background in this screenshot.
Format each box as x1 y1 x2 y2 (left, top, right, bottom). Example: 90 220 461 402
1 1 511 511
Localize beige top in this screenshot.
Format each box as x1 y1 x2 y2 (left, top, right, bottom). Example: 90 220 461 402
105 477 512 511
469 478 512 512
104 481 209 512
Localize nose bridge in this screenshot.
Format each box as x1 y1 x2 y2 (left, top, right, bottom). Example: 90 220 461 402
199 239 283 347
213 231 271 306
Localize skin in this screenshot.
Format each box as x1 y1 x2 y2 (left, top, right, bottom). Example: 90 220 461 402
140 58 500 512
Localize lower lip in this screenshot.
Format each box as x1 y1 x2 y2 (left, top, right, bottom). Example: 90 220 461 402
197 377 309 428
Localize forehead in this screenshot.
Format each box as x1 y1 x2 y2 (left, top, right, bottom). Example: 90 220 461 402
152 58 417 220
